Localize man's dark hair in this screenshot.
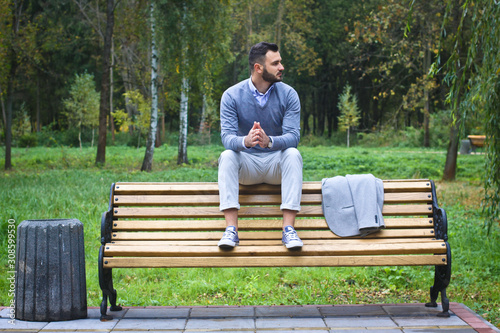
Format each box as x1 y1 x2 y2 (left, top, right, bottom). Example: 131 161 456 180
249 42 279 73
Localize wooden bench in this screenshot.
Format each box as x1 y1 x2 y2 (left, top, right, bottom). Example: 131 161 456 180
99 179 451 320
468 135 486 151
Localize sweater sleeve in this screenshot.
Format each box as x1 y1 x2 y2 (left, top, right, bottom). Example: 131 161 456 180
220 90 246 151
269 88 301 151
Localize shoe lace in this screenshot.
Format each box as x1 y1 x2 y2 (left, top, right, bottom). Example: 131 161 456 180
284 229 300 241
222 229 237 239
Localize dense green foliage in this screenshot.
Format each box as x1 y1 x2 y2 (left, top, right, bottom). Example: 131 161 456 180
0 146 498 327
435 0 500 232
0 0 487 143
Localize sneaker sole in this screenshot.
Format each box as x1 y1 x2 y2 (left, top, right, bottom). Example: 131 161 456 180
283 241 303 249
218 240 239 249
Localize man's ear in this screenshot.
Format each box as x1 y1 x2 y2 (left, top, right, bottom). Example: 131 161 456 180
254 62 263 74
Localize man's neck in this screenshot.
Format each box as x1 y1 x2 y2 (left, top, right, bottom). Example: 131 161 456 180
251 74 272 94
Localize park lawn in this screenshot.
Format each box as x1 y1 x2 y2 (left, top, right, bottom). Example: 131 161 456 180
0 145 498 327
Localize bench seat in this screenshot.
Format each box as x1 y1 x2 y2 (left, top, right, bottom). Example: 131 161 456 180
99 179 451 320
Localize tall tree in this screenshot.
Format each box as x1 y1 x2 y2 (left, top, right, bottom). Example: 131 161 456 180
349 0 444 137
1 0 42 170
141 1 158 171
63 72 100 149
177 3 189 165
95 0 115 165
337 85 361 148
156 0 232 164
437 2 468 181
435 0 500 231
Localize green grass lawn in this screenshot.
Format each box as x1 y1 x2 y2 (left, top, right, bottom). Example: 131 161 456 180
1 145 498 327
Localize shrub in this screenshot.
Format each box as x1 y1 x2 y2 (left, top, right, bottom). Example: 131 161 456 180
18 134 38 148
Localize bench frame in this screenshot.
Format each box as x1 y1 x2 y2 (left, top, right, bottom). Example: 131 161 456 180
98 180 451 320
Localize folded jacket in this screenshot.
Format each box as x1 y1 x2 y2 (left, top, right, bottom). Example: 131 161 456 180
321 174 385 237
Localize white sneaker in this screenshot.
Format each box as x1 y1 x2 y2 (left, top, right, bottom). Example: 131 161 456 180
218 226 239 248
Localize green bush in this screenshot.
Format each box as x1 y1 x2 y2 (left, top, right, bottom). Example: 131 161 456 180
430 110 452 148
18 133 38 148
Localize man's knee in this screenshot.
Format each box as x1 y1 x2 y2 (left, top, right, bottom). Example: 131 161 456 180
219 149 240 167
282 148 302 166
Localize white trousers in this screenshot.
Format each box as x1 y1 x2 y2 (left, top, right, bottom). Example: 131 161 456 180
218 148 303 211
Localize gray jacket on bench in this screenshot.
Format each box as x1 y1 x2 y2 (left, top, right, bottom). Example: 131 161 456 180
321 174 385 237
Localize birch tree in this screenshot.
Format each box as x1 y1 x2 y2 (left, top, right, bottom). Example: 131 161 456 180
156 0 232 165
177 3 189 165
141 1 159 171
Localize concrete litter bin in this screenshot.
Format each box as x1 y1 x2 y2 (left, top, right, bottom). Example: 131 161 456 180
460 139 471 154
15 219 87 321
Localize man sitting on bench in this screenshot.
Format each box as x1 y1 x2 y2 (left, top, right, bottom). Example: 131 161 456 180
218 41 304 250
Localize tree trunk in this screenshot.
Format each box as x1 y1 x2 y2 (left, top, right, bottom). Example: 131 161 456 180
275 0 284 48
199 94 207 134
443 121 459 180
95 0 114 166
178 76 189 164
36 73 41 132
142 2 158 172
120 48 136 134
443 3 466 181
1 90 6 132
110 37 115 143
5 68 15 170
78 127 82 150
177 3 189 165
423 42 431 147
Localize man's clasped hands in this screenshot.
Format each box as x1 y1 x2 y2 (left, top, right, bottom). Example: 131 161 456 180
244 121 272 148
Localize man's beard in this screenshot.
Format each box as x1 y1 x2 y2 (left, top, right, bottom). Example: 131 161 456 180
262 66 283 83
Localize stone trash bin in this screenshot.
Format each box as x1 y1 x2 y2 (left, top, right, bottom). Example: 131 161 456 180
15 219 87 321
460 139 471 154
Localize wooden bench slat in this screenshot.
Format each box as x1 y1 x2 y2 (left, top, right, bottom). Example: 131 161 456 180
110 238 442 246
114 180 432 195
111 229 436 241
112 217 433 231
113 192 433 206
102 254 447 268
104 242 447 257
113 204 433 218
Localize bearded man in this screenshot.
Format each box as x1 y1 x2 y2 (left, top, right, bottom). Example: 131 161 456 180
217 41 303 250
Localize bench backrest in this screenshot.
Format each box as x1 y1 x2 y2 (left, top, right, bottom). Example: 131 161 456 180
103 179 442 244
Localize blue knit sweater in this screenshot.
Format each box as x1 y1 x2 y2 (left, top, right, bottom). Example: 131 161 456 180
220 79 301 153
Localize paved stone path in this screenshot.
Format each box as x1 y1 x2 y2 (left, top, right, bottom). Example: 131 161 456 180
1 302 498 332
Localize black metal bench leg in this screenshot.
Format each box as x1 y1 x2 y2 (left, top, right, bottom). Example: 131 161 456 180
425 244 451 317
99 246 123 321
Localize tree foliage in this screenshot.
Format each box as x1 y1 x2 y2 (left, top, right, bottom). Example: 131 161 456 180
434 0 500 232
63 72 100 148
337 85 361 147
0 0 497 228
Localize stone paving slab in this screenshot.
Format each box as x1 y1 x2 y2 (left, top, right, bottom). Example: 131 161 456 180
0 302 498 332
325 316 399 329
124 308 191 318
256 316 327 329
319 304 386 317
190 306 254 318
185 317 255 331
113 317 186 331
41 317 118 331
255 305 321 317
